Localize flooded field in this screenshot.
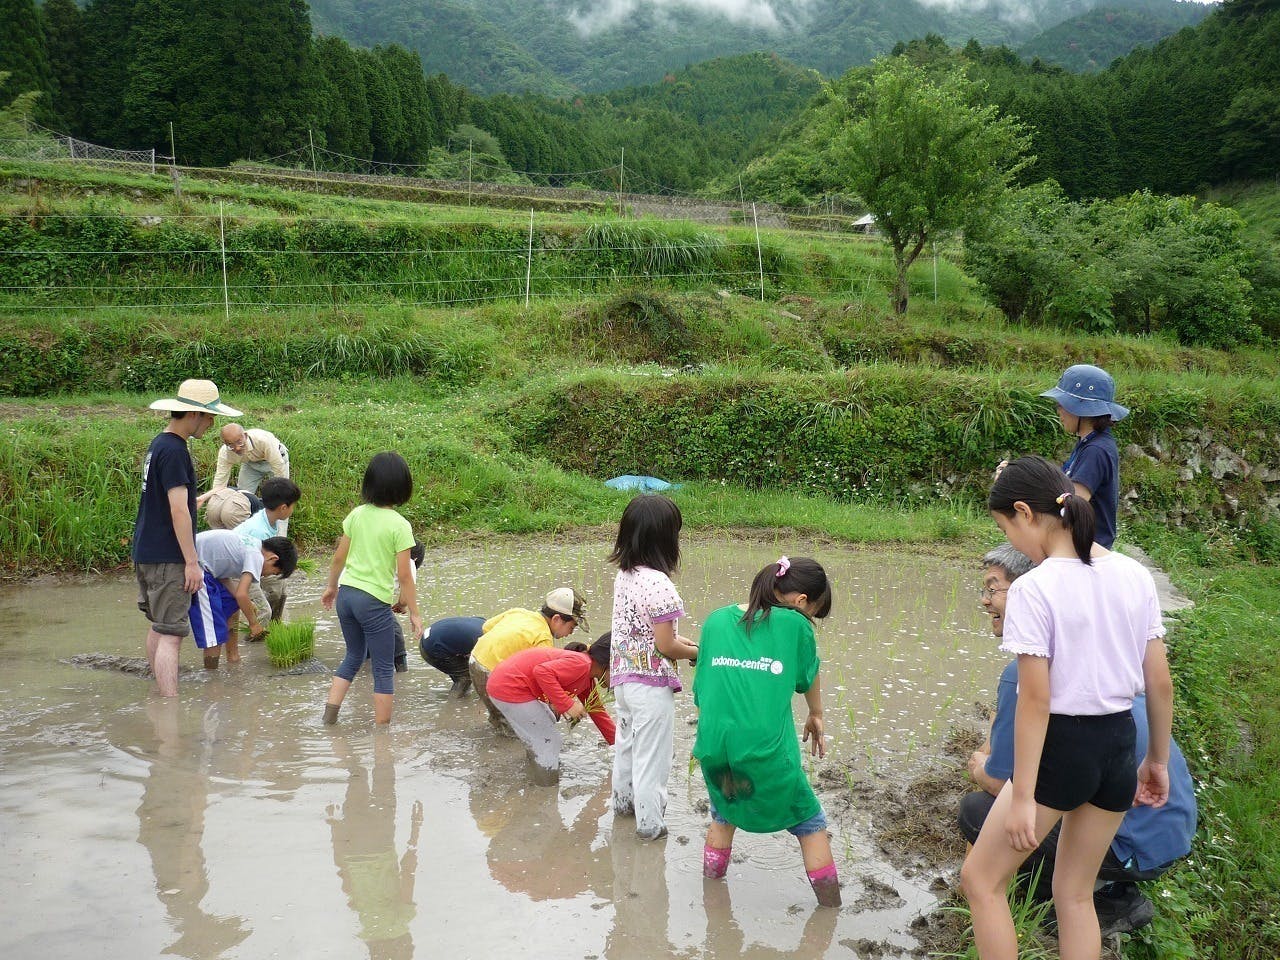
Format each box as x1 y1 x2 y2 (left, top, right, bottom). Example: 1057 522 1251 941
0 534 1004 960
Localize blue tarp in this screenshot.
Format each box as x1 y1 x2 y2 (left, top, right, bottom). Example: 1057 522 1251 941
604 475 681 493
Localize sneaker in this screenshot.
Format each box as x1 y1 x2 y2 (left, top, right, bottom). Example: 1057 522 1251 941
1095 886 1155 936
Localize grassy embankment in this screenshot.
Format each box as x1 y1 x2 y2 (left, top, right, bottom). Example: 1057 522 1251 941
2 161 1280 958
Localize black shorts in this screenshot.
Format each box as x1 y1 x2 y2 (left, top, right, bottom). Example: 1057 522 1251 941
1033 711 1136 813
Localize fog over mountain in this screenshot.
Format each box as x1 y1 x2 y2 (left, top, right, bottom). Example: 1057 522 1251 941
563 0 1220 34
566 0 807 35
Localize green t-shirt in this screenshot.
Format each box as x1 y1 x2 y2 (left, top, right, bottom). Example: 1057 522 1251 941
339 504 414 605
692 604 821 833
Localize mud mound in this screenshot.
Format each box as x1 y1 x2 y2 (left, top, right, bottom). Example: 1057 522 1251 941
274 657 330 676
63 653 200 678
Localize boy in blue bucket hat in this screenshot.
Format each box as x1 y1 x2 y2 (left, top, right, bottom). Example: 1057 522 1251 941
1040 364 1129 548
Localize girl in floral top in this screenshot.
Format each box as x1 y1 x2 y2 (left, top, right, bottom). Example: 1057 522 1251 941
608 494 699 841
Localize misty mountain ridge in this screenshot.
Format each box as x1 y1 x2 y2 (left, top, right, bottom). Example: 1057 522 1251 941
308 0 1217 94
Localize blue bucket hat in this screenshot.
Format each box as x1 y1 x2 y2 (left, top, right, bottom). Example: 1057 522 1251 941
1040 364 1129 422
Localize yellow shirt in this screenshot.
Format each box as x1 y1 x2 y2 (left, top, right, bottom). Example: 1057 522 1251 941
471 608 553 671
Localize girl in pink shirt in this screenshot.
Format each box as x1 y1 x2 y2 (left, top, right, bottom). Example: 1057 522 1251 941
960 455 1174 960
608 494 699 841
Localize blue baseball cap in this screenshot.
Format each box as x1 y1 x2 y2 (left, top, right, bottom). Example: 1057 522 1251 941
1041 364 1129 421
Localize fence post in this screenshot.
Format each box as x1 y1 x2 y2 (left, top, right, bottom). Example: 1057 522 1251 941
525 209 534 308
309 128 318 185
149 149 155 176
468 140 473 207
617 147 624 217
219 201 230 322
752 202 765 302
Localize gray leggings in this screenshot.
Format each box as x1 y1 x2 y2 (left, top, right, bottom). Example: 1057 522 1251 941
492 698 563 772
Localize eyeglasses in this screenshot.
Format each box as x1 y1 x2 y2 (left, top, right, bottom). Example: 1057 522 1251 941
979 586 1009 600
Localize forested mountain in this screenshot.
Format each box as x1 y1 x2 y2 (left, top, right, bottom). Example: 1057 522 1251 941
1018 0 1212 72
734 0 1277 202
2 0 816 188
307 0 1200 94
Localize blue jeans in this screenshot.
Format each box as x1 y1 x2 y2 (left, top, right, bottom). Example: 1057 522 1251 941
710 802 828 837
334 585 396 694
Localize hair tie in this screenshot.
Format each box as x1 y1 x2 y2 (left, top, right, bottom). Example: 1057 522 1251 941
1056 491 1072 518
775 556 791 578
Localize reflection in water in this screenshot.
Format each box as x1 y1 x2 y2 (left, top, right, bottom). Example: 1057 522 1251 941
475 779 611 900
606 831 701 960
328 732 420 960
702 877 839 959
138 699 248 958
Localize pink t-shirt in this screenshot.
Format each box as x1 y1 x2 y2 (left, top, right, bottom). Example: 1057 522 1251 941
610 565 685 690
1000 553 1165 715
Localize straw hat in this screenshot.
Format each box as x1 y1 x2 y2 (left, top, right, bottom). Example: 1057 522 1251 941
149 379 242 416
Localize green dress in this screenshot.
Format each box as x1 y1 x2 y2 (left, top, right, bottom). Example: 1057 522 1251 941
693 604 822 833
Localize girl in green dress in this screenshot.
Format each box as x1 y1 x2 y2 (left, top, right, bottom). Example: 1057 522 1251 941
693 556 840 907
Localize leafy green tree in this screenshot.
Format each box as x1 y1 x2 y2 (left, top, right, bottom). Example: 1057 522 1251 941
0 70 43 137
823 57 1031 313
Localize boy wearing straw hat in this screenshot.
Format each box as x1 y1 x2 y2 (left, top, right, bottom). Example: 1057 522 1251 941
134 379 241 697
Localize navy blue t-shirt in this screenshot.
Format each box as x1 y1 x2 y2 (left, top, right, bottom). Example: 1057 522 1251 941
421 616 486 658
1064 429 1119 548
132 431 197 564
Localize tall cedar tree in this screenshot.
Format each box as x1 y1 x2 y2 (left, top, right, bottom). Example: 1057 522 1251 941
314 34 373 160
79 0 138 147
0 0 56 125
40 0 85 131
119 0 317 164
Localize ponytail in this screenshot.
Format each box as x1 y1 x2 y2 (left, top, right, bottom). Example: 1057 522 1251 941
989 455 1094 564
741 556 832 631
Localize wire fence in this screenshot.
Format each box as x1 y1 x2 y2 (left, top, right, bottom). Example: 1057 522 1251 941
0 124 871 230
0 203 899 319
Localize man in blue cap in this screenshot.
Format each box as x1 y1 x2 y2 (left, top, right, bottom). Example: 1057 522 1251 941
960 544 1197 936
1040 363 1130 548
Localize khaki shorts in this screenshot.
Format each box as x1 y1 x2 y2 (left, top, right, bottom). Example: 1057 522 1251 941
136 562 191 636
205 488 254 529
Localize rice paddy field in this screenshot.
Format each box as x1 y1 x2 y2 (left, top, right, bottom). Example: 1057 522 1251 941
3 160 1280 958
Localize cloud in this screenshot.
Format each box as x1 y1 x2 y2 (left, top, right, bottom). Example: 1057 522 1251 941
912 0 1219 27
565 0 810 36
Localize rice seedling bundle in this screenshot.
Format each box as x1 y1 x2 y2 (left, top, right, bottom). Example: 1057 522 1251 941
264 620 317 668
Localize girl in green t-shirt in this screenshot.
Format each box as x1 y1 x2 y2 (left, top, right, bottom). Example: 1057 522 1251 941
693 556 841 907
321 452 422 727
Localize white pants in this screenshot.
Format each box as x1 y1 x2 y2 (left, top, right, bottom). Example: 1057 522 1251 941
611 682 675 837
493 698 563 773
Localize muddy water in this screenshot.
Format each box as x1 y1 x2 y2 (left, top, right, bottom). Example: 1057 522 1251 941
0 535 1003 960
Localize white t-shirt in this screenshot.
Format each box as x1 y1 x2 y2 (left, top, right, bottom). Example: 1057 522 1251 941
196 529 264 584
1000 552 1165 715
